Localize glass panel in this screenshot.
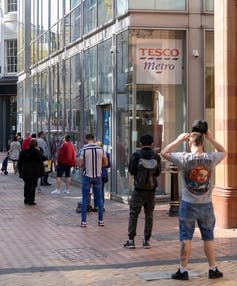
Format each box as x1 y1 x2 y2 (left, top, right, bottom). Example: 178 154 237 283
83 0 97 35
65 0 71 13
130 29 186 196
71 5 81 41
71 53 81 147
98 39 112 104
116 0 128 16
98 0 113 26
71 0 80 9
40 32 49 60
39 71 49 132
116 30 132 198
50 66 59 133
205 31 214 150
50 0 58 26
40 0 49 31
128 0 186 10
31 75 38 132
65 13 71 45
83 47 97 134
203 0 214 12
58 20 64 49
50 24 59 54
31 0 37 43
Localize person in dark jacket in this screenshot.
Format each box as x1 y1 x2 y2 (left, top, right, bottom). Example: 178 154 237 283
18 139 46 205
124 134 161 249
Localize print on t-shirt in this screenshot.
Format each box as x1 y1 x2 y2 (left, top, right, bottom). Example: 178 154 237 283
184 165 211 195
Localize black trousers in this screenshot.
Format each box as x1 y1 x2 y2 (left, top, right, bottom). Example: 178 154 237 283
128 190 155 241
23 178 38 204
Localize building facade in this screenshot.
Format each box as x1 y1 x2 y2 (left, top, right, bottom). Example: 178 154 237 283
17 0 215 202
0 0 18 151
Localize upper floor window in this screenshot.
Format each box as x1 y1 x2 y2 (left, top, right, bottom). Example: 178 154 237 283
5 39 17 73
8 0 17 12
203 0 214 12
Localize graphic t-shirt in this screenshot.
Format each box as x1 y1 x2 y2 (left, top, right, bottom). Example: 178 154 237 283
167 152 225 204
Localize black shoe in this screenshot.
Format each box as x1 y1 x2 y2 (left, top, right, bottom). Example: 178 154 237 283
28 202 37 206
43 182 51 186
24 200 29 204
92 207 98 212
171 269 189 280
142 240 151 249
123 240 135 249
209 268 223 279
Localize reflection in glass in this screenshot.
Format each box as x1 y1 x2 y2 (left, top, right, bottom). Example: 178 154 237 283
98 39 112 104
84 47 97 135
116 31 132 198
83 0 97 34
98 0 113 26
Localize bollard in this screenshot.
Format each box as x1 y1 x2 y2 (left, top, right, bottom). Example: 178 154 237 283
169 163 179 217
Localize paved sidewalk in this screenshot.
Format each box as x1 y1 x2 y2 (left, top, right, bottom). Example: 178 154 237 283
0 153 237 285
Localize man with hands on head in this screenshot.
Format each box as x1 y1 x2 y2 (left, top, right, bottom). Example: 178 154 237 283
161 128 226 280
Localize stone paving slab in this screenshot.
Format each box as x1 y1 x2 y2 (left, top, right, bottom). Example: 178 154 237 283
0 153 237 285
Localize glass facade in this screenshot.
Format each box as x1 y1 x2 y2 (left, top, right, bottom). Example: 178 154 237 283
17 0 214 201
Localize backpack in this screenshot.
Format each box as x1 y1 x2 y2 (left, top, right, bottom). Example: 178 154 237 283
134 155 159 190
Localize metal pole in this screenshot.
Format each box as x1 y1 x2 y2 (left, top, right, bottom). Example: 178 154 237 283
169 163 179 217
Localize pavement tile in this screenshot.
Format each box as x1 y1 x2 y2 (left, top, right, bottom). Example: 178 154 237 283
0 153 237 285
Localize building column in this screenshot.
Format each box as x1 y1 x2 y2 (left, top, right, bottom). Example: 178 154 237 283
212 0 237 228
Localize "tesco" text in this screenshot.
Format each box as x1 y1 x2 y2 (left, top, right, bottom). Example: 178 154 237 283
139 48 180 57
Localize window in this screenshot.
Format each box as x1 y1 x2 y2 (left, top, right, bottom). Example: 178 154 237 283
5 39 17 73
7 0 17 12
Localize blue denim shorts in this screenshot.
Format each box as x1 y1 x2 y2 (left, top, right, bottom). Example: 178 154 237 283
179 200 215 241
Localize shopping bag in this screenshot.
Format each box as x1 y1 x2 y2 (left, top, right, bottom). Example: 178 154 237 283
44 160 52 173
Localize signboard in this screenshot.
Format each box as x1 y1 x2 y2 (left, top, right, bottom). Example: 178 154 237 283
136 39 183 85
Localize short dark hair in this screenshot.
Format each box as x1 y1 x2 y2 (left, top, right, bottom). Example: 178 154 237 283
85 134 94 141
31 133 37 138
29 139 38 148
140 134 153 146
65 135 71 141
38 131 44 137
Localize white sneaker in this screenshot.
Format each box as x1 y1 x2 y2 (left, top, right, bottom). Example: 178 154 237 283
63 189 70 194
51 189 61 194
37 188 41 193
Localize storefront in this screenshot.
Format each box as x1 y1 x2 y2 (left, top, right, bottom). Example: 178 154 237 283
17 0 214 202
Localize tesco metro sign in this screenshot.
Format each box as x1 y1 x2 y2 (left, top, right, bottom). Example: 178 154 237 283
136 39 182 84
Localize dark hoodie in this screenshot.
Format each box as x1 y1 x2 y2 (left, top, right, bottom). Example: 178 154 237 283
128 147 161 178
18 147 46 180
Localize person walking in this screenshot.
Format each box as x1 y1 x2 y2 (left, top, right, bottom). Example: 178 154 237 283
18 139 46 206
8 135 22 174
78 134 108 227
124 134 161 249
51 135 76 194
37 131 51 186
22 132 32 150
161 130 226 280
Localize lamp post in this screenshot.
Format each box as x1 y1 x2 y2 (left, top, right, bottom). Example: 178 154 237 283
169 163 179 217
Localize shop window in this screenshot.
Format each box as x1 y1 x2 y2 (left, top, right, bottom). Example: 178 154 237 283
5 39 17 73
